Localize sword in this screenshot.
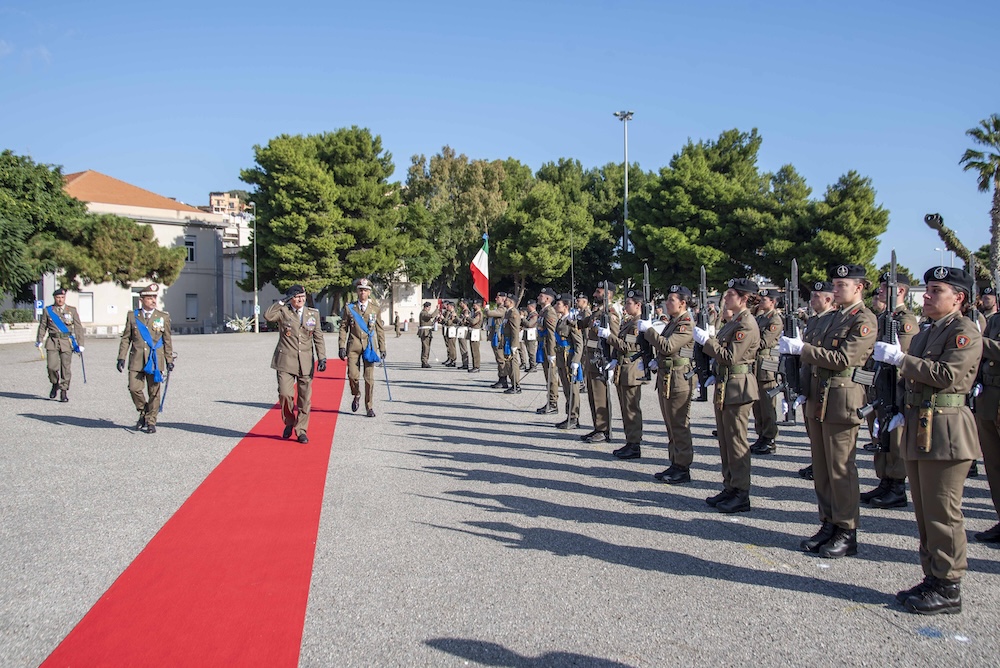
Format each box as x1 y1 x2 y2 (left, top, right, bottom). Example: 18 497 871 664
382 360 393 401
159 352 177 412
78 350 87 384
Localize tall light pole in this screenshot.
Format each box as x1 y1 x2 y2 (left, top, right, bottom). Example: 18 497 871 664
935 247 944 266
613 110 634 262
250 201 259 333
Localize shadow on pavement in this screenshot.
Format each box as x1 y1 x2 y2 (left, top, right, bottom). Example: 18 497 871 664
424 637 636 668
1 391 45 401
19 413 120 429
215 400 277 410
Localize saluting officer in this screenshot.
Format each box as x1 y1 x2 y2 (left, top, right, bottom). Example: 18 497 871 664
750 289 783 455
693 278 761 513
876 266 982 615
338 277 385 418
500 292 522 394
486 293 510 389
861 272 919 509
417 301 436 368
798 281 838 481
597 289 645 459
537 288 560 414
579 281 620 443
36 287 84 402
264 284 327 443
782 264 876 558
117 284 174 433
641 285 696 484
553 293 583 429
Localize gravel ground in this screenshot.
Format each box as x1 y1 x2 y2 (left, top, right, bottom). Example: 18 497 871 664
1 332 998 667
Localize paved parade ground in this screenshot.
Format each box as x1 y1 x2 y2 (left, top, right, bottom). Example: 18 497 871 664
2 331 1000 667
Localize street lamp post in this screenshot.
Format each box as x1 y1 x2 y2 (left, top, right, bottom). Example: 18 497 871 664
935 247 944 267
613 110 634 263
250 201 259 333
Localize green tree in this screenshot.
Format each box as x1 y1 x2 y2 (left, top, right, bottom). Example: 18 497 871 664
959 113 1000 276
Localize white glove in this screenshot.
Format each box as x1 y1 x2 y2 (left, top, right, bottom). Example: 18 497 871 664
649 359 659 371
35 342 42 348
651 320 667 335
693 327 709 345
972 383 983 399
597 327 610 339
778 335 804 355
636 319 652 333
887 413 905 433
604 359 618 373
78 346 85 353
637 360 645 373
707 325 717 336
705 375 716 387
794 395 807 408
873 341 905 366
548 355 556 365
571 362 579 376
781 398 788 418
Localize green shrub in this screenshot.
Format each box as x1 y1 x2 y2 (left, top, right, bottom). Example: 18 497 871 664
1 308 34 324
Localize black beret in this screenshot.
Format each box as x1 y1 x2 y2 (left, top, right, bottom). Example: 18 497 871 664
527 299 537 306
555 293 572 305
625 289 642 301
540 287 557 299
284 285 305 298
726 278 759 295
879 272 910 287
496 291 507 298
423 301 431 307
811 281 834 293
668 284 693 299
983 286 997 296
828 263 867 281
924 266 974 296
576 292 588 300
443 300 453 305
758 288 776 299
52 288 66 297
594 280 615 294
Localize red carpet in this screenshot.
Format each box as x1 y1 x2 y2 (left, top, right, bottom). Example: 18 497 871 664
43 364 346 667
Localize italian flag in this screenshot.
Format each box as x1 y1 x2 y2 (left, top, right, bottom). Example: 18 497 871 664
470 234 489 302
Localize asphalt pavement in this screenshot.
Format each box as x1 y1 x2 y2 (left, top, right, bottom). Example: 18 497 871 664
1 332 998 667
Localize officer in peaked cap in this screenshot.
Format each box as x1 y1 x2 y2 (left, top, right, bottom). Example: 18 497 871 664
118 283 175 433
339 277 386 417
36 287 85 402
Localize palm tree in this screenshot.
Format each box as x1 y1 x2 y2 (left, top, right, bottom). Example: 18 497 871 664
960 114 1000 279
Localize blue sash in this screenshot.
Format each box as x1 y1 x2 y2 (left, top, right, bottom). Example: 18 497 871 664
347 304 381 363
134 311 164 383
46 306 80 353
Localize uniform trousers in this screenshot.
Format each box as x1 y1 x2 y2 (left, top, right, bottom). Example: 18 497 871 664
658 372 694 468
504 351 521 387
616 382 643 444
975 403 1000 517
420 335 432 365
458 337 469 366
557 363 581 420
277 370 312 435
874 428 908 480
806 418 861 529
906 458 972 581
445 334 456 362
46 343 74 390
715 402 752 491
525 339 538 368
544 356 560 407
347 349 376 410
752 375 779 440
129 370 163 425
585 363 612 433
470 338 481 369
492 344 507 378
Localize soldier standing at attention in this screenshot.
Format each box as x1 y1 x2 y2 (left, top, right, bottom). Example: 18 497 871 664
781 264 876 558
394 313 401 337
580 282 620 444
36 287 84 402
467 300 484 373
876 267 982 615
693 279 761 513
750 289 783 455
980 285 998 320
974 283 1000 544
486 293 510 389
117 284 174 434
339 277 385 418
523 300 539 373
553 294 583 429
861 272 919 509
441 301 458 367
597 289 645 459
500 292 522 394
574 293 591 396
417 301 436 368
457 300 472 370
264 285 326 443
798 281 838 481
641 285 696 484
536 287 560 414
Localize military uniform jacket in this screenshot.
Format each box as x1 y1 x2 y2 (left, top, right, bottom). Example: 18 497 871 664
467 310 483 334
119 308 174 373
502 306 521 354
264 302 325 375
37 304 84 352
523 311 539 331
882 304 919 353
645 310 695 380
418 309 437 339
485 305 507 346
755 309 783 381
800 309 838 396
338 299 385 356
554 316 583 369
799 300 877 425
703 308 759 406
580 305 620 371
900 311 982 461
978 315 1000 417
540 305 559 358
607 316 644 387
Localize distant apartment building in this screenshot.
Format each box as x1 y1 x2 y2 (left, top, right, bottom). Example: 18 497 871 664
206 191 244 216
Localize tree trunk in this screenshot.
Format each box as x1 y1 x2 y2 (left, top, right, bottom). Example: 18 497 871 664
991 174 1000 282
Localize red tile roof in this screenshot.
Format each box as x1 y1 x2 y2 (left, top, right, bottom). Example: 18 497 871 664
63 170 204 213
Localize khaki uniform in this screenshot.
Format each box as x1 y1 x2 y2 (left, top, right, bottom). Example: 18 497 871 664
485 304 509 380
580 306 621 435
541 304 560 409
264 301 326 435
555 315 583 421
418 308 437 365
37 304 84 391
799 301 877 530
502 306 522 388
523 311 539 370
457 307 471 367
703 309 760 492
976 314 1000 526
901 312 982 581
118 308 174 427
467 309 483 370
443 310 458 364
338 299 385 411
753 309 783 441
801 309 838 448
872 304 919 480
607 316 645 444
645 311 696 467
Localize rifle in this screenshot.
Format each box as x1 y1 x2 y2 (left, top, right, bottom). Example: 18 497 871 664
373 312 393 401
765 260 802 424
969 253 982 412
637 263 655 380
854 249 899 452
686 265 711 402
593 281 614 441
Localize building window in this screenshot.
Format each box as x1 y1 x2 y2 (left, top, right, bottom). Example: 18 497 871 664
184 236 196 263
186 294 198 321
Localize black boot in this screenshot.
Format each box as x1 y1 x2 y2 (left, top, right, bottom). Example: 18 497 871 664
895 575 936 605
716 489 750 513
800 521 836 553
870 479 907 509
706 489 735 507
612 443 641 460
556 418 579 430
860 478 892 503
968 461 980 478
135 415 147 431
819 527 858 559
904 579 962 615
974 522 1000 543
49 384 58 399
580 429 600 441
583 431 607 443
798 464 814 480
59 390 68 402
490 378 508 389
503 385 521 394
535 403 557 415
749 439 776 455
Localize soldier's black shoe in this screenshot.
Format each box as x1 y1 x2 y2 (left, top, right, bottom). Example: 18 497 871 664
819 528 857 559
504 386 521 394
283 425 294 439
656 465 691 485
896 576 936 605
711 429 718 437
535 404 557 415
351 396 360 412
135 416 147 431
904 580 962 615
870 480 907 509
974 522 1000 543
49 384 58 399
800 521 836 553
968 461 980 478
749 439 776 455
706 489 736 507
366 409 376 417
556 418 579 430
59 390 68 402
798 464 814 480
583 431 608 443
297 433 309 444
445 361 456 367
491 378 509 389
613 443 641 460
580 430 599 441
468 367 480 373
860 478 892 504
146 425 157 434
458 364 469 370
717 490 750 514
421 362 431 368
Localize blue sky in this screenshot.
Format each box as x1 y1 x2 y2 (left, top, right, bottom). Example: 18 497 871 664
1 0 997 279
